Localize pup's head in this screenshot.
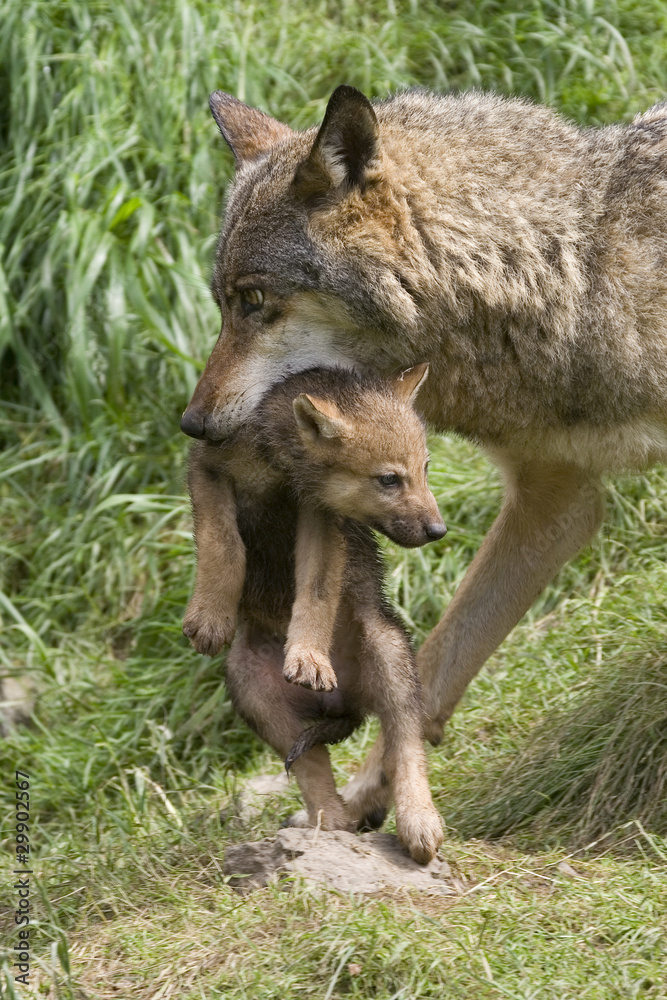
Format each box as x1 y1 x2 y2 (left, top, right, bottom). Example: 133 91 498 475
293 364 446 548
181 86 428 442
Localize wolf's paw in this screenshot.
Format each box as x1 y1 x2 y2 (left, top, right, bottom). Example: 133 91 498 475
283 647 337 691
281 809 310 829
396 804 444 865
356 805 388 833
183 601 236 656
283 806 355 832
341 762 392 826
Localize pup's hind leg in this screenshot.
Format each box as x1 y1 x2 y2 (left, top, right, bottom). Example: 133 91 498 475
226 627 354 831
357 615 443 864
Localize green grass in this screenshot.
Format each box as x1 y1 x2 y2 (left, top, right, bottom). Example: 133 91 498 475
2 0 667 997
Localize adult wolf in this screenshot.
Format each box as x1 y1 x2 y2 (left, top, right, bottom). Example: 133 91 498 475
181 84 667 824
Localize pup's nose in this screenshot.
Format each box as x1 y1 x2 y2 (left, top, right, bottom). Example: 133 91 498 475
180 408 206 439
425 521 447 540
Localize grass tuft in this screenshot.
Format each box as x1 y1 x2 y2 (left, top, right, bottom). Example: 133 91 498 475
448 634 667 848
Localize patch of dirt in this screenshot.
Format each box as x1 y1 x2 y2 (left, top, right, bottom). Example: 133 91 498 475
224 827 457 896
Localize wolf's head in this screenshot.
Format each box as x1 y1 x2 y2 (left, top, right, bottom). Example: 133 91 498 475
292 364 446 548
181 86 428 442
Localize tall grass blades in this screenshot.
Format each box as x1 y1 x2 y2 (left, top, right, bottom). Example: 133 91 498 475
2 0 667 431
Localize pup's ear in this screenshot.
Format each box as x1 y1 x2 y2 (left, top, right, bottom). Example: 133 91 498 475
293 394 350 441
391 363 429 404
294 85 380 198
209 92 293 166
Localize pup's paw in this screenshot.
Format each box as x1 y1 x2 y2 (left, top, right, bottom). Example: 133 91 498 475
183 601 236 655
283 648 337 691
396 804 444 865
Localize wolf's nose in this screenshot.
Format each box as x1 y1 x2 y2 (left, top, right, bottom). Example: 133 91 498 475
425 522 447 540
180 408 206 439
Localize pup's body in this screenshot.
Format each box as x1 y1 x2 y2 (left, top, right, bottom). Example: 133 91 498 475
181 85 667 823
185 367 445 862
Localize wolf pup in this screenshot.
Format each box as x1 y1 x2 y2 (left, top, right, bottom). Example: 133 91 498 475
185 365 446 863
181 84 667 822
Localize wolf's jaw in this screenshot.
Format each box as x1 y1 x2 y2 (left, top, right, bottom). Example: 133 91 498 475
211 341 364 437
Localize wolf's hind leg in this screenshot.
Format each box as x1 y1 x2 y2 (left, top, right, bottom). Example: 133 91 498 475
340 736 390 830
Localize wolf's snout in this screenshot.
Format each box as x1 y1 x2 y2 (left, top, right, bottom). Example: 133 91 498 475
180 407 207 439
425 521 447 540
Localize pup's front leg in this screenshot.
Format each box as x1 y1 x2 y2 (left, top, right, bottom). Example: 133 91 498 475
283 506 346 692
183 443 246 655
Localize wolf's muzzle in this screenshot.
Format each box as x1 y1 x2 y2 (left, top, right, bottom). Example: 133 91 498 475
180 407 207 439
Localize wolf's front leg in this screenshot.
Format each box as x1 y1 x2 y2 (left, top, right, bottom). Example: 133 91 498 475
283 506 347 692
183 443 246 655
419 458 604 742
343 457 604 819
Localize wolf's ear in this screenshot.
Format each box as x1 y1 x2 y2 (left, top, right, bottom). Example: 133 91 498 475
209 92 293 166
391 363 429 404
294 85 380 198
293 394 350 442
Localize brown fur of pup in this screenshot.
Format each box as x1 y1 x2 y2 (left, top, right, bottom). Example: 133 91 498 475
182 84 667 825
185 365 445 863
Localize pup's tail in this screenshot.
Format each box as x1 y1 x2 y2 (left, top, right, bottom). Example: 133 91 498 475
285 716 359 773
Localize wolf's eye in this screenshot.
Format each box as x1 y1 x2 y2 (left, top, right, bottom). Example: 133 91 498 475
377 473 401 487
239 288 264 316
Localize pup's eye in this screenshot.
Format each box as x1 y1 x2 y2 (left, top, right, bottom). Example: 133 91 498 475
239 288 264 316
377 473 401 487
